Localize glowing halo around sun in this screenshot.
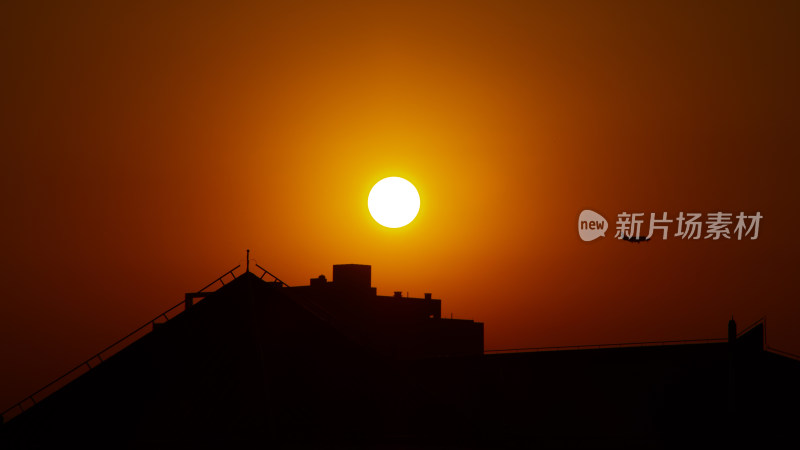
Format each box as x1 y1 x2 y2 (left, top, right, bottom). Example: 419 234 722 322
368 177 421 228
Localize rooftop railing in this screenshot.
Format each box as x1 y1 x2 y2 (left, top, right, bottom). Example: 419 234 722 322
0 265 240 424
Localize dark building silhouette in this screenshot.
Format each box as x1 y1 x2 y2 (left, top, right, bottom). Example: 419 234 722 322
1 264 798 449
288 264 482 359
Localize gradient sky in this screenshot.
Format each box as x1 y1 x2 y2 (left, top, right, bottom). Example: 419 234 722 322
2 0 799 409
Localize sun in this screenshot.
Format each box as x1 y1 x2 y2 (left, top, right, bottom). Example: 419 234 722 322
368 177 421 228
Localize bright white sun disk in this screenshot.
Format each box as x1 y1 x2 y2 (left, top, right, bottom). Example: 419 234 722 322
368 177 420 228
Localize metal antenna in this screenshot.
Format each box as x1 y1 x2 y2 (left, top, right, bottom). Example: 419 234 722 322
246 249 250 273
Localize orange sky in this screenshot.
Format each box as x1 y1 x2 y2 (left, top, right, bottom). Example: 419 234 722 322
2 0 799 409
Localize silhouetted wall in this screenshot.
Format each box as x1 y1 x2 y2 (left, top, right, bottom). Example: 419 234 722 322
333 264 371 289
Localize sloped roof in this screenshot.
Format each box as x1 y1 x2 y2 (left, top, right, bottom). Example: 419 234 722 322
0 271 381 447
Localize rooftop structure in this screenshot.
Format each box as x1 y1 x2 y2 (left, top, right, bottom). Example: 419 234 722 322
0 262 797 448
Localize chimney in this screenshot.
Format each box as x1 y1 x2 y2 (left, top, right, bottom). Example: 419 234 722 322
424 293 432 300
394 291 403 298
728 317 737 414
310 275 327 287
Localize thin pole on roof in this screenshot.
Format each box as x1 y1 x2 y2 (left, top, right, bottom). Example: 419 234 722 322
246 249 250 273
